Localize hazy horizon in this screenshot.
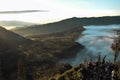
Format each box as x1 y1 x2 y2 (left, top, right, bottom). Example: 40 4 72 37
0 0 120 24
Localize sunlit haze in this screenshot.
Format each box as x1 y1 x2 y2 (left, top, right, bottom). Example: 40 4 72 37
0 0 120 24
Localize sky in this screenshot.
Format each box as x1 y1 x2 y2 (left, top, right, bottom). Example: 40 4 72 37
0 0 120 24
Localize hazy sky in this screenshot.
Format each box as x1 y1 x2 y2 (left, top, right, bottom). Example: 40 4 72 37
0 0 120 23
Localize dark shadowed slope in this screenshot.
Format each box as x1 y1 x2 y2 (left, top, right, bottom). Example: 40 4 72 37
0 26 32 80
11 16 120 36
0 26 31 47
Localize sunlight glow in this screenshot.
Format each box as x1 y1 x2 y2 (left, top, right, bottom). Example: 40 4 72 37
0 0 120 23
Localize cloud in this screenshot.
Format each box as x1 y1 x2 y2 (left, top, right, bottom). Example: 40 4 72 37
0 10 47 14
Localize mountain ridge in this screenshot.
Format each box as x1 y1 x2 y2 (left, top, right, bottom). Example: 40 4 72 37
0 21 36 29
0 26 31 47
11 16 120 36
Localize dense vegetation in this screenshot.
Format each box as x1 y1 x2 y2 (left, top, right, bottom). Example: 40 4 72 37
50 60 120 80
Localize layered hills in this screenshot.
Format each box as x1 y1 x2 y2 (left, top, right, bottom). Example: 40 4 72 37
11 16 120 36
0 21 35 29
0 25 84 80
1 16 120 80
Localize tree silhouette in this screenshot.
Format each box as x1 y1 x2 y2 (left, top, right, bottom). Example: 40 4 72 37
112 30 120 62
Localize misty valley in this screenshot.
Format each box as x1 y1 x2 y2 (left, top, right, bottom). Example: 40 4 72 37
0 16 120 80
67 24 120 65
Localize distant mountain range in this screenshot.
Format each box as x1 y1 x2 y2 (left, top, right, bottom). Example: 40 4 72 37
0 21 36 29
11 16 120 36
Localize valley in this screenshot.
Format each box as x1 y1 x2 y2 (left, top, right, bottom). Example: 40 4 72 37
0 16 120 80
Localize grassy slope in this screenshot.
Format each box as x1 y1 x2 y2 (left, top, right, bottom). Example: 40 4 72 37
0 25 84 80
18 26 85 80
19 26 85 61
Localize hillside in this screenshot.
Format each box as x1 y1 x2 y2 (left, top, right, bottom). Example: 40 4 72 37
0 26 31 47
0 26 32 80
11 16 120 36
0 25 84 80
21 26 84 80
